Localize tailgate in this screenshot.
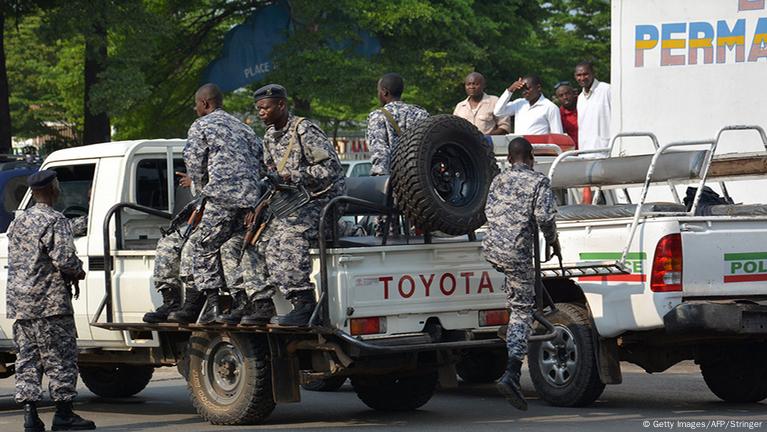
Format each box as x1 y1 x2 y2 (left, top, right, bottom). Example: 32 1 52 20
328 243 506 334
681 218 767 297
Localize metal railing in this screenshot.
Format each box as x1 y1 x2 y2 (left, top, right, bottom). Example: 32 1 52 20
92 202 171 324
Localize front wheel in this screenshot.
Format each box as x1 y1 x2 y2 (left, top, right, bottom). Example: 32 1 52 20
351 370 437 411
456 348 507 383
187 332 275 425
79 364 153 398
700 344 767 403
528 303 605 407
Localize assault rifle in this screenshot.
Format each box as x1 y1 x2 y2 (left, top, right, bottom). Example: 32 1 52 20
182 197 207 238
160 197 206 238
240 176 312 261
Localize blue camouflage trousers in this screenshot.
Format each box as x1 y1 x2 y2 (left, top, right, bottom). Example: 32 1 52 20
184 202 244 292
13 315 78 403
501 265 536 362
157 225 242 293
240 209 319 300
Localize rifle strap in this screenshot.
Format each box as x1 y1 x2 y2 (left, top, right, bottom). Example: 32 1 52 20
380 108 402 136
277 117 306 173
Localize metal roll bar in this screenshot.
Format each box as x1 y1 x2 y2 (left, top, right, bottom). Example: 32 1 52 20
93 202 171 324
619 140 714 264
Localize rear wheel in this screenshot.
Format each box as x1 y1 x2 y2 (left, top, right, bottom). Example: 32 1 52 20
700 344 767 403
187 332 275 425
456 348 507 383
351 370 437 411
391 115 498 235
301 376 347 392
528 303 605 407
80 364 153 398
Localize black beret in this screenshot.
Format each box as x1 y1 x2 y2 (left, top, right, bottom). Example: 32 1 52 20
253 84 288 102
27 169 57 190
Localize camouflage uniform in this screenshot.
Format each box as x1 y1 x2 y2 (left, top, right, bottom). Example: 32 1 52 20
482 162 557 361
244 114 345 300
366 100 429 176
6 203 84 403
183 108 263 292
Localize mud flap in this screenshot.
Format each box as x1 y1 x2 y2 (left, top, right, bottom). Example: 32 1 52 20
268 334 301 403
597 337 622 384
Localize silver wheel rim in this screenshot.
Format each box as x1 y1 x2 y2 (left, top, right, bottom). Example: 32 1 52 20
201 336 244 404
537 324 578 387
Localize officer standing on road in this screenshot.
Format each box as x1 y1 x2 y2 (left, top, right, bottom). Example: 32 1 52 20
7 170 96 431
167 83 263 325
237 84 345 327
482 137 561 411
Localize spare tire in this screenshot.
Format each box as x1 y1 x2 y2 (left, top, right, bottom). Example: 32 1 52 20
391 115 498 235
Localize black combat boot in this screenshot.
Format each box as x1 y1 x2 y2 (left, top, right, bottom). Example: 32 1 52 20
167 287 205 324
496 357 527 411
277 291 317 327
197 289 221 325
240 298 276 326
51 401 96 431
23 402 45 432
216 291 251 325
142 285 181 323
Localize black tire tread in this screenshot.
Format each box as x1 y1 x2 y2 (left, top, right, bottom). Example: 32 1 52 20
391 115 498 235
80 364 153 398
700 345 767 403
351 371 437 411
456 348 508 384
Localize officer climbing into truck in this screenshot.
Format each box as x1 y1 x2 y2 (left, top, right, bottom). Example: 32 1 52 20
482 137 561 411
166 83 263 325
230 84 345 327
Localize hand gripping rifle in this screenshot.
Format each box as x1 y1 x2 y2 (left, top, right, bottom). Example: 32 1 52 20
182 197 207 239
160 197 201 237
240 175 313 261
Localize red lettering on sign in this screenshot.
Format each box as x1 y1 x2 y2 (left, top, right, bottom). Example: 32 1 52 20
419 274 435 297
460 272 474 294
478 271 494 293
440 273 456 295
379 276 393 299
399 275 415 298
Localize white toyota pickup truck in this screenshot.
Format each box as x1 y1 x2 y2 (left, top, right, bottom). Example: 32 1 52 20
0 117 765 425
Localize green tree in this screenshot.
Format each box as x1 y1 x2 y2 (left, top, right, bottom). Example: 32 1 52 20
267 0 549 131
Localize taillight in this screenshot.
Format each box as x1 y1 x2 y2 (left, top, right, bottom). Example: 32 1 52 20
479 309 510 326
350 317 386 335
651 233 683 292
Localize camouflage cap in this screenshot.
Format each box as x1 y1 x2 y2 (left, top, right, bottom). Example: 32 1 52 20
27 169 57 190
253 84 288 102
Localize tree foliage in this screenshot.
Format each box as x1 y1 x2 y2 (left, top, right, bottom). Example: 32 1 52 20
3 0 612 152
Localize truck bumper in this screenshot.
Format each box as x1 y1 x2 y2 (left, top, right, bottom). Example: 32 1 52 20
664 301 767 335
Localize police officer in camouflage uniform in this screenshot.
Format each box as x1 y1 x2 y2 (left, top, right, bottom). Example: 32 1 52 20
482 137 561 411
7 170 96 431
366 73 428 236
366 73 429 176
167 83 263 325
236 84 345 327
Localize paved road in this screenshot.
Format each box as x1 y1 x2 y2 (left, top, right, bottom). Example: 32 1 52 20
0 361 765 432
